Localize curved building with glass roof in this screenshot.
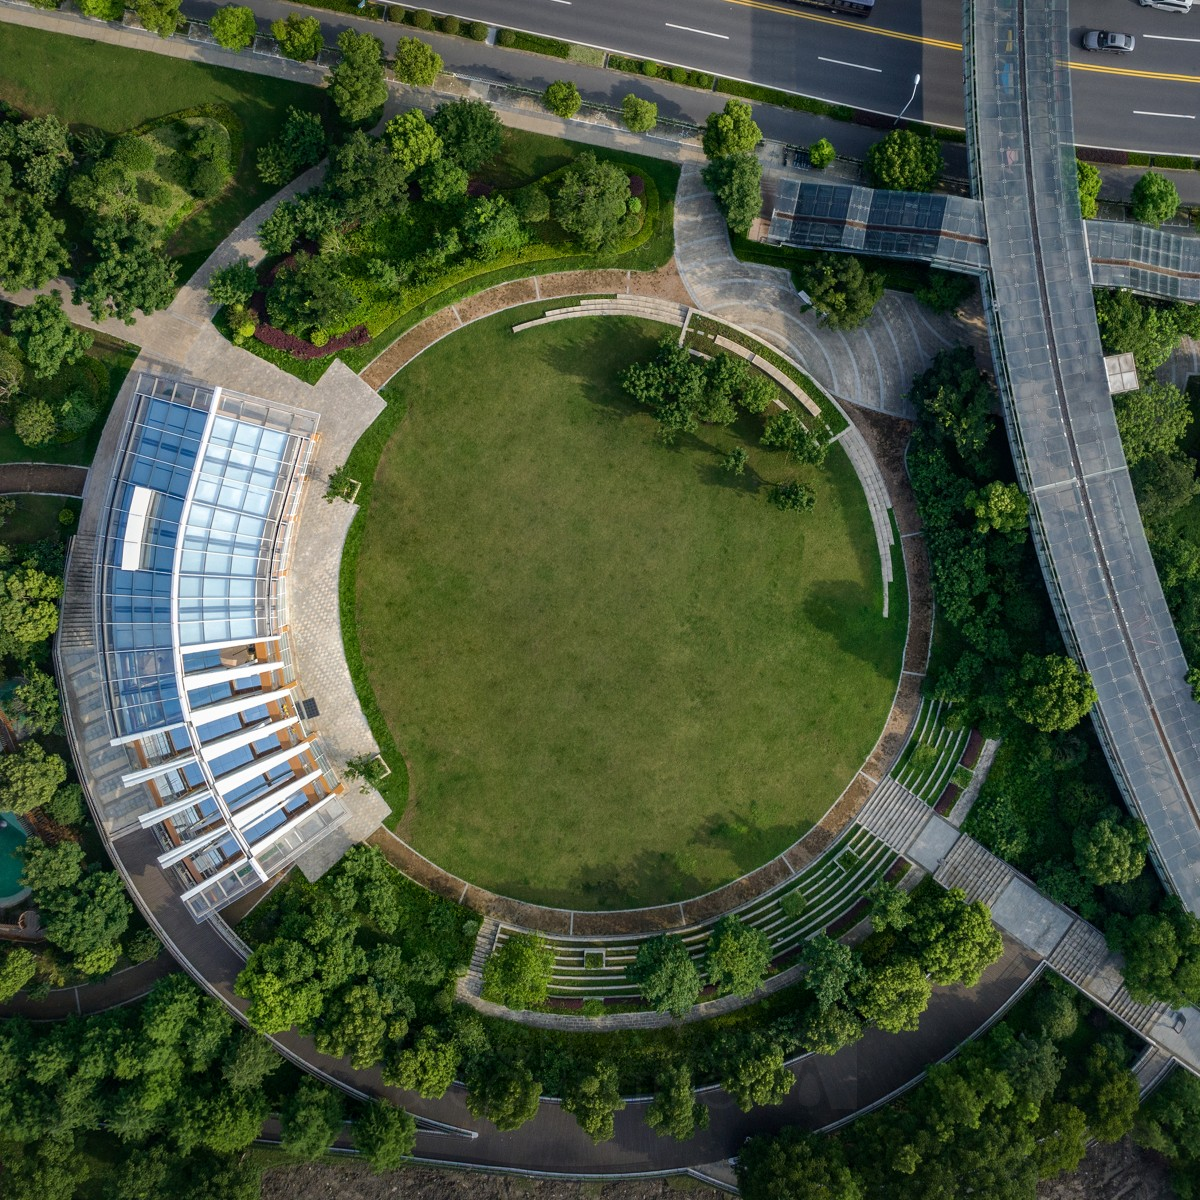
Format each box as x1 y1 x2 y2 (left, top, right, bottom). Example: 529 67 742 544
58 373 350 921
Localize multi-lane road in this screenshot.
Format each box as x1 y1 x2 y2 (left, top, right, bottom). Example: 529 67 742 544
379 0 1200 153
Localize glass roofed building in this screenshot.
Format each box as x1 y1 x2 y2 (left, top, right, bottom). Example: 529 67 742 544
59 374 349 921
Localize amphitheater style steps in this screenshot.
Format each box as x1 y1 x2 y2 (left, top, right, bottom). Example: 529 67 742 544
1107 985 1172 1038
856 777 932 855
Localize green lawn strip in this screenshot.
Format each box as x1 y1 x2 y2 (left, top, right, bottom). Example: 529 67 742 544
0 24 331 282
350 309 902 908
1 495 81 542
688 313 850 436
0 302 137 468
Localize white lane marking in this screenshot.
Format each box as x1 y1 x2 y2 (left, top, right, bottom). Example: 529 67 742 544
1133 109 1196 118
664 22 729 39
1144 33 1200 42
818 55 883 72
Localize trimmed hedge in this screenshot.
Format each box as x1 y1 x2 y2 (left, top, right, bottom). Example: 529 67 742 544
609 54 714 90
289 0 385 18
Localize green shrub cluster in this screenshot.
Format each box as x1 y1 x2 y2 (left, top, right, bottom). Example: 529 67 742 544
608 55 714 89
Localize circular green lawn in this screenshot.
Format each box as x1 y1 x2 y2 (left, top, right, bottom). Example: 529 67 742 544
356 310 906 909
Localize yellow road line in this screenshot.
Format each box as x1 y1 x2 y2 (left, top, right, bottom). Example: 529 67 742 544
719 0 961 51
1067 59 1200 85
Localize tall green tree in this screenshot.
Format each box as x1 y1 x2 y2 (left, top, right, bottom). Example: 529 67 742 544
866 128 943 191
626 934 701 1018
851 956 932 1033
1007 653 1096 733
1073 806 1147 886
9 292 92 380
481 932 555 1009
280 1076 344 1159
1115 380 1192 467
905 882 1003 987
431 98 503 172
801 253 884 330
134 0 181 37
256 106 325 185
705 914 772 997
355 1099 416 1171
718 1033 794 1111
330 31 388 124
0 563 64 657
1132 170 1180 227
543 80 582 118
555 152 630 251
621 93 658 133
74 218 178 324
702 99 762 158
271 13 323 61
465 1055 542 1131
0 739 67 815
385 108 443 177
209 4 257 50
800 933 863 1012
702 152 762 236
562 1059 625 1142
1077 159 1101 219
738 1127 862 1200
393 37 443 86
646 1062 709 1141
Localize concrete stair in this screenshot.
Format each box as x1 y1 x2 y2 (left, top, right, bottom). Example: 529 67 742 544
933 835 1014 907
856 777 930 855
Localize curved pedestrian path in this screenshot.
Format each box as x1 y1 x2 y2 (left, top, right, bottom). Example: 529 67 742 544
672 166 960 422
0 462 88 496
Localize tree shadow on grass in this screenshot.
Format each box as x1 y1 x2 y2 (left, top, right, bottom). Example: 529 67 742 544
695 809 810 876
804 578 892 672
549 850 711 911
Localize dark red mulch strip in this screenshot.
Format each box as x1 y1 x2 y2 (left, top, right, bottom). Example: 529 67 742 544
961 729 984 769
934 783 960 816
1077 146 1130 166
253 320 370 360
884 858 908 883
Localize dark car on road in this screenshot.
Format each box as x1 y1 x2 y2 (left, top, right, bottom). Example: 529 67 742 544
1082 29 1136 51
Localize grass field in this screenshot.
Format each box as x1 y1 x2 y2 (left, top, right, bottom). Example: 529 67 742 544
0 25 329 280
353 311 906 908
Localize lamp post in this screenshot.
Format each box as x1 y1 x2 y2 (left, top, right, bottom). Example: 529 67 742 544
895 73 921 126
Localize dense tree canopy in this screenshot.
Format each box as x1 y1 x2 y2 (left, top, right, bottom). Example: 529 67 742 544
330 31 388 124
1006 653 1096 733
481 932 555 1009
431 98 503 172
1131 170 1180 227
555 152 630 252
800 252 885 330
705 915 771 997
209 4 257 50
626 934 702 1018
270 13 323 62
0 738 66 815
702 99 762 158
702 151 762 236
866 128 943 191
9 292 92 380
